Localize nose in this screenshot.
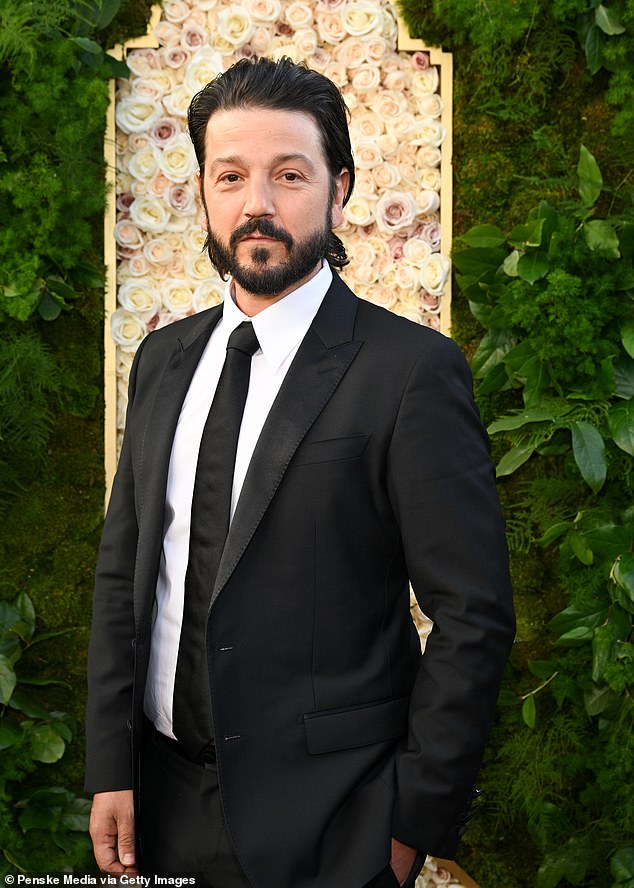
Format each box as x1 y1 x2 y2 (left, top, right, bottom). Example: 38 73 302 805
243 175 274 218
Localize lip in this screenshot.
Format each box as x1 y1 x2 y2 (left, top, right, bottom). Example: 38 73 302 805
241 235 278 243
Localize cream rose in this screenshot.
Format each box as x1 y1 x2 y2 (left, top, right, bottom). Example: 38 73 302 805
411 119 446 148
293 28 318 58
367 286 397 310
374 89 408 123
183 227 208 254
410 67 439 97
163 0 190 24
271 43 300 63
418 167 442 192
162 84 193 118
372 162 401 190
393 302 423 324
388 111 416 140
417 145 442 168
316 12 346 44
193 280 225 312
350 109 384 139
323 60 348 87
154 21 182 46
353 138 382 169
184 47 224 92
186 251 213 280
416 190 441 214
126 49 160 77
118 278 161 318
160 45 190 69
156 133 197 183
114 220 145 250
127 144 160 181
116 95 162 134
353 169 374 196
162 279 194 314
364 35 387 62
247 0 281 21
143 238 174 266
334 37 367 68
420 254 450 296
376 131 398 158
350 64 381 92
129 194 171 232
285 0 313 29
343 195 375 227
251 28 273 53
216 6 255 45
181 19 209 50
402 237 432 264
375 190 419 234
341 1 383 36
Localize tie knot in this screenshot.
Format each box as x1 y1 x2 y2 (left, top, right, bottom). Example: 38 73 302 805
227 321 260 357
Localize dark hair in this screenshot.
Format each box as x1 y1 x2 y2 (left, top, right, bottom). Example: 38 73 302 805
188 56 355 268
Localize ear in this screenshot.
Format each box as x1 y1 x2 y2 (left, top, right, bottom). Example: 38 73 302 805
330 168 350 229
196 170 208 231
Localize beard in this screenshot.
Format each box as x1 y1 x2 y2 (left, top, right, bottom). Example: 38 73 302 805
204 212 331 297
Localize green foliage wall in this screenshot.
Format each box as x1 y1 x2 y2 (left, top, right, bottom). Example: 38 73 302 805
398 2 634 886
0 0 153 872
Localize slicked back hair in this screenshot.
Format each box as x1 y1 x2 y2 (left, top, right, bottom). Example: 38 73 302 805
188 56 354 268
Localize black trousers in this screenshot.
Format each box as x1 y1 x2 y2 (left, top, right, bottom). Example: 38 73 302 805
139 722 423 888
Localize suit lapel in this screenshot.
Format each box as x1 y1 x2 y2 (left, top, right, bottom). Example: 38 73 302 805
211 276 361 605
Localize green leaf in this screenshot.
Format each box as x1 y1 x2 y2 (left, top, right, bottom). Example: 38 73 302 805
71 36 103 55
609 604 632 641
571 421 606 492
471 328 515 379
30 724 66 763
103 54 132 79
9 688 50 719
595 4 626 35
537 521 573 547
548 601 607 634
509 218 545 249
0 654 17 704
0 719 22 750
592 624 616 682
477 362 509 395
452 246 506 277
458 224 506 248
611 846 634 881
488 407 556 433
503 250 519 277
517 251 549 283
608 400 634 455
95 0 122 29
14 592 35 640
521 695 536 728
584 23 604 74
578 144 603 204
622 320 634 360
614 354 634 398
37 291 62 321
611 553 634 611
569 531 594 565
558 625 594 644
584 683 617 716
496 444 536 477
583 220 620 258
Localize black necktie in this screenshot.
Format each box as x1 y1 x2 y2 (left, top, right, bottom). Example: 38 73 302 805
172 320 260 758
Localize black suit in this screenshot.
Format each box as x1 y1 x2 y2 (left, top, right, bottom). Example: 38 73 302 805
86 273 514 888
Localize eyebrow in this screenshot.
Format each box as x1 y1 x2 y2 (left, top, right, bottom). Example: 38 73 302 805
207 153 318 174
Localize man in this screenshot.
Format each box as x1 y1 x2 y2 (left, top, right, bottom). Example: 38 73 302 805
86 57 514 888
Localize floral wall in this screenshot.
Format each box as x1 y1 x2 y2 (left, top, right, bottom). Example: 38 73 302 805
110 0 450 448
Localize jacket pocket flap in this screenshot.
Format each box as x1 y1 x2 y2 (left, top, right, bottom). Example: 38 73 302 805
304 696 409 755
292 434 369 467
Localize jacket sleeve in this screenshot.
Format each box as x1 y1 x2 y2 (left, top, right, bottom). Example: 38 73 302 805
84 337 149 793
386 332 515 858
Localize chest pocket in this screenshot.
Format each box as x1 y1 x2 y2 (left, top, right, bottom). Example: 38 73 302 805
291 434 369 467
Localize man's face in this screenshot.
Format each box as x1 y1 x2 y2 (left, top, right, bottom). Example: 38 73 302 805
199 106 348 310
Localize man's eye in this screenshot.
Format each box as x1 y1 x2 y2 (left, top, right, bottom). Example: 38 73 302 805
282 172 301 182
220 173 240 183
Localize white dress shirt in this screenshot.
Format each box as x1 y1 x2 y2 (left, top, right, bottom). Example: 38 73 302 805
144 262 332 737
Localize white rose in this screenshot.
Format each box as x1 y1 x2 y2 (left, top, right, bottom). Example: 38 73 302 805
140 70 174 99
334 38 367 68
383 68 409 93
316 12 346 44
350 108 384 139
127 143 160 181
343 195 375 227
416 190 441 214
376 131 398 157
393 263 419 291
129 194 171 232
251 28 273 53
160 45 190 69
126 49 160 77
393 302 423 324
342 1 383 36
186 251 213 280
193 280 225 311
353 169 375 196
375 190 419 234
110 307 148 350
114 220 145 250
411 118 446 148
372 162 401 190
181 19 209 50
351 64 381 92
183 227 208 253
323 60 348 87
367 286 397 309
417 145 442 168
402 237 432 264
416 94 444 119
162 279 194 314
143 237 174 266
126 254 150 277
345 235 376 266
285 0 313 28
216 7 255 46
418 168 442 192
293 28 318 57
163 0 190 24
364 35 387 62
247 0 281 22
163 85 194 118
154 21 182 46
353 138 382 169
271 43 300 63
420 254 450 296
185 47 224 93
156 133 197 183
118 278 161 318
374 90 408 123
116 95 162 134
410 67 439 97
387 111 416 140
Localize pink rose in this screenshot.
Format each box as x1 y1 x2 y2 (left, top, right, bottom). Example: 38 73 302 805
375 190 419 234
411 51 430 70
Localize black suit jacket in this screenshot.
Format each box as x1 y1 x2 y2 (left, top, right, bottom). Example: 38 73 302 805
86 273 514 888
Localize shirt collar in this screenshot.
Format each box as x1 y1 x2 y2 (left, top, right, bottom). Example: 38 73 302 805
221 262 332 374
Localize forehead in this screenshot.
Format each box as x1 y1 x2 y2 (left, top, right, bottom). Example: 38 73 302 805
204 106 328 164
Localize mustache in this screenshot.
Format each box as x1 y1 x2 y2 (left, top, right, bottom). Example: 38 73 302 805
229 218 293 251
